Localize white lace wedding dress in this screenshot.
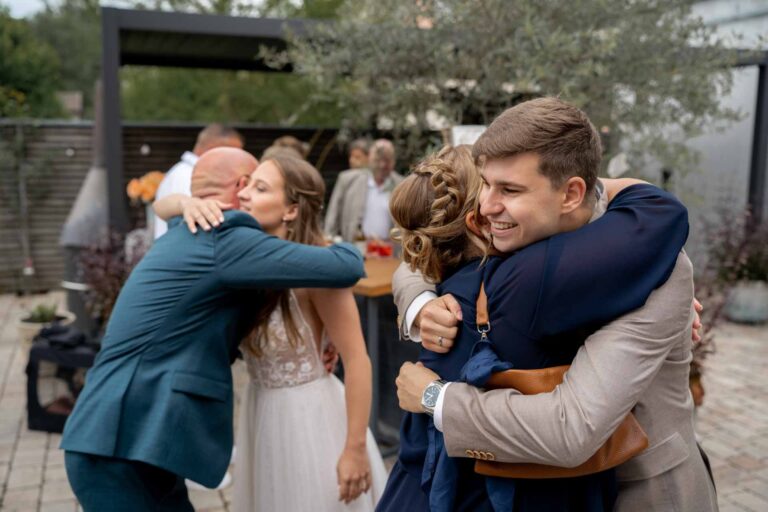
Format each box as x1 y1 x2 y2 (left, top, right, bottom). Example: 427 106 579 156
232 291 388 512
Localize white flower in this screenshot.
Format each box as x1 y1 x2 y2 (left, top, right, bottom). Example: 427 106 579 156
300 362 312 373
284 362 296 372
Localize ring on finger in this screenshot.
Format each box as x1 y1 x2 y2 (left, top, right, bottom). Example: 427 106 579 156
437 336 444 347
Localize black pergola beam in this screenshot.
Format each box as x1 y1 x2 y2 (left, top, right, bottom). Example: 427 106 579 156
749 63 768 223
102 8 124 230
108 7 309 39
100 7 311 230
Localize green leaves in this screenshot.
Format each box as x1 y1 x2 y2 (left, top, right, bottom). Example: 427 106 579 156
285 0 742 170
0 7 63 118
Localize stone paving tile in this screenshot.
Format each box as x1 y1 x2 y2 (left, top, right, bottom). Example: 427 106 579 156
43 464 69 484
39 500 78 512
696 322 768 511
45 450 64 468
41 480 77 504
0 443 14 465
742 479 768 501
726 490 768 512
1 486 41 508
6 465 43 490
11 450 47 469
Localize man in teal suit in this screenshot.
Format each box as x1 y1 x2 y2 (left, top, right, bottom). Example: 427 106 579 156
61 148 365 511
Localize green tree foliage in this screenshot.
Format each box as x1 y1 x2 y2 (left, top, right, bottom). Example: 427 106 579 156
284 0 743 170
29 0 101 117
0 6 63 117
120 66 342 125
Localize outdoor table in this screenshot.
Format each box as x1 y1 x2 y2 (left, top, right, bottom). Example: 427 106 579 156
353 257 401 444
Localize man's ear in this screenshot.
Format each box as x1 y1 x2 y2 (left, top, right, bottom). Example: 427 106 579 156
235 175 249 192
465 210 486 237
561 177 587 214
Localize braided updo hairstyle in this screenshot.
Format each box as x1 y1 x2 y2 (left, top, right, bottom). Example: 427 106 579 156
390 145 483 283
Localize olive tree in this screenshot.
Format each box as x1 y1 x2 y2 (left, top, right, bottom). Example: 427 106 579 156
280 0 742 170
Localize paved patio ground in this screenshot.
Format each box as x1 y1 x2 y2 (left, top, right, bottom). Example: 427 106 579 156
1 291 767 511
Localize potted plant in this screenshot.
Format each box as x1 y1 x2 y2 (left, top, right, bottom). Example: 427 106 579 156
724 220 768 323
690 207 755 407
78 231 148 334
18 303 75 347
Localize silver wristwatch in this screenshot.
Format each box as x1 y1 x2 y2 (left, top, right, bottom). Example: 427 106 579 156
421 379 447 416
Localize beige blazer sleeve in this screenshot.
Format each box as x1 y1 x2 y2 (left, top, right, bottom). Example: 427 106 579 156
323 172 348 239
392 262 437 337
442 253 695 466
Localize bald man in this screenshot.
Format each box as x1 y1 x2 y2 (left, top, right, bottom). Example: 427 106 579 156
154 124 244 239
61 148 365 512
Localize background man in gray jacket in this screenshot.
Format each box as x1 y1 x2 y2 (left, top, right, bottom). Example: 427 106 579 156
324 139 404 242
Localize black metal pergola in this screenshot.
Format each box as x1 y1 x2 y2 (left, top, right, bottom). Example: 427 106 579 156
740 51 768 223
100 7 310 230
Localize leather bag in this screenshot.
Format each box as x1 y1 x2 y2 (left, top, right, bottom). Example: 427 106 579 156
473 284 649 479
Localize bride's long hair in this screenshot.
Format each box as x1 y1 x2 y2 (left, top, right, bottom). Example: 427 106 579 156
244 151 326 357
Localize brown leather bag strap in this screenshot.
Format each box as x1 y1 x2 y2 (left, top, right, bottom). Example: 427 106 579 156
476 283 490 339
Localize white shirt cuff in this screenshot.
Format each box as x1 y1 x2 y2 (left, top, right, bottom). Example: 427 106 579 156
404 291 438 342
433 382 451 431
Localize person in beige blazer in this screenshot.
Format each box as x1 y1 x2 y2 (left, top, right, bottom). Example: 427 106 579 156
395 251 717 512
391 98 717 510
324 139 404 242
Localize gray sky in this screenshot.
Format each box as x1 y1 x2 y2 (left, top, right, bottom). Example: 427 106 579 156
4 0 46 18
3 1 137 18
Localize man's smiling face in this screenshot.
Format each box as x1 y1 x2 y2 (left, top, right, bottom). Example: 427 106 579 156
479 152 566 253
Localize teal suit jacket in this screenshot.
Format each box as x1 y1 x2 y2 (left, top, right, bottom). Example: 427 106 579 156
61 211 364 487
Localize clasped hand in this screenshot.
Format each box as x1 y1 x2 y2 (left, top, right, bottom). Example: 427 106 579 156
178 196 230 233
337 447 372 503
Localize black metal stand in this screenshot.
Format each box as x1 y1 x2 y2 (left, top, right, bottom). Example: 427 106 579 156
26 338 98 433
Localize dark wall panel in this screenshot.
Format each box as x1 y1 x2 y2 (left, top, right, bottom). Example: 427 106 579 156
0 122 347 293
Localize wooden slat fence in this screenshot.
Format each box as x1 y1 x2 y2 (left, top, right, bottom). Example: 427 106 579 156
0 121 348 293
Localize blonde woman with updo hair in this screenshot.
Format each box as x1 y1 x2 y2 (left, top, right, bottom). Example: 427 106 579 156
390 144 488 283
154 154 387 511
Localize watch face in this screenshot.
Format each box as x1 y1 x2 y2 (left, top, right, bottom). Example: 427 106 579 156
423 384 440 408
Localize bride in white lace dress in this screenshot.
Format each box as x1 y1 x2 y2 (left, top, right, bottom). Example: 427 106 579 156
234 285 387 511
163 151 387 511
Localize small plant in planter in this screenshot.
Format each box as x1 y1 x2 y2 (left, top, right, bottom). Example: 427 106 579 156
724 220 768 323
18 303 75 346
26 304 58 323
691 207 768 407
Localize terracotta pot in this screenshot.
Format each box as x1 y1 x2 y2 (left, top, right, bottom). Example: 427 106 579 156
689 374 705 408
17 311 76 347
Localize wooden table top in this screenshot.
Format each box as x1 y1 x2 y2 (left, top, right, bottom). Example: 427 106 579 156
353 258 401 297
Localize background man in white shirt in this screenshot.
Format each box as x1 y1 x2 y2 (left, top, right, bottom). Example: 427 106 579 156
153 124 244 239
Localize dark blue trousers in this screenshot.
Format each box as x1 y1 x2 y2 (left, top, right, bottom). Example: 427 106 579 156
65 451 194 512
